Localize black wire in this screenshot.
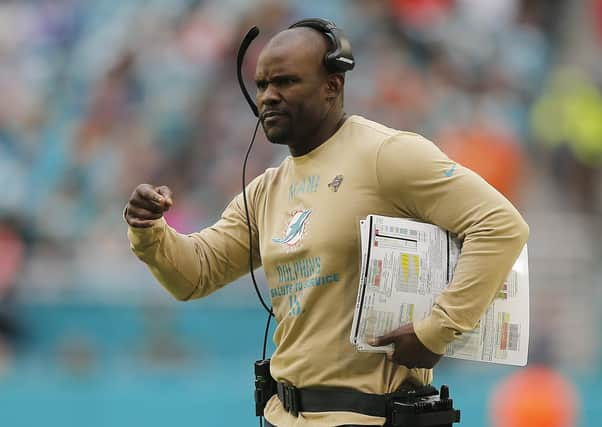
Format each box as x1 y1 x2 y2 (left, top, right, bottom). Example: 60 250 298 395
241 119 274 427
237 25 272 427
262 309 273 360
242 118 274 317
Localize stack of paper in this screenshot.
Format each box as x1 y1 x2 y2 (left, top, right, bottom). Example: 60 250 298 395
350 215 529 366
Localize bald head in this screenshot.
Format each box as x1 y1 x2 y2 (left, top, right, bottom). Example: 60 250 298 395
259 27 330 76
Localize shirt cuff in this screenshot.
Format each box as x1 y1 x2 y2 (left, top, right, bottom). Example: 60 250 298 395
124 205 166 250
413 306 459 355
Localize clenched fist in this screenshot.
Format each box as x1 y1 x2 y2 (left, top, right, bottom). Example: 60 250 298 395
125 184 173 228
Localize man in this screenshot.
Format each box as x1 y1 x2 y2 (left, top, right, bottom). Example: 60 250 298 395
125 23 529 427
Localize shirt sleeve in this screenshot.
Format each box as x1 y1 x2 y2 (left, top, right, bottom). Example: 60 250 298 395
126 179 263 301
376 133 529 355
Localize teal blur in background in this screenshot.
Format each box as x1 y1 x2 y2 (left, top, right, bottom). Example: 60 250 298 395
1 299 600 426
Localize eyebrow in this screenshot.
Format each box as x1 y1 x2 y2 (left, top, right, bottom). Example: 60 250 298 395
255 74 301 85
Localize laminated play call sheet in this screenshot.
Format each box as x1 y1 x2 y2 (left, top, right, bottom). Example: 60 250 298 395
350 215 529 366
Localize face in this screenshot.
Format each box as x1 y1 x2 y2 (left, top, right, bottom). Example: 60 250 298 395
254 32 331 147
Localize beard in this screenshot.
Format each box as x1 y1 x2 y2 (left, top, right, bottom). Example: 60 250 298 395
263 127 290 145
261 115 292 145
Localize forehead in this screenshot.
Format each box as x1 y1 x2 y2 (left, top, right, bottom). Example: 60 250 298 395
255 29 326 77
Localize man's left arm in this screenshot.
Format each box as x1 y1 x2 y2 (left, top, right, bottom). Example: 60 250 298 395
371 133 529 366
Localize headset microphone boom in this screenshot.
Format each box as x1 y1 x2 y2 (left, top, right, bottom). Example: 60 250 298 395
237 26 260 118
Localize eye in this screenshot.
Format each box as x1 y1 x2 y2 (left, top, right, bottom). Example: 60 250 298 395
273 76 299 88
256 80 268 90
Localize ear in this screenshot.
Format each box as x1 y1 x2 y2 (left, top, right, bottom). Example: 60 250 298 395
325 73 344 101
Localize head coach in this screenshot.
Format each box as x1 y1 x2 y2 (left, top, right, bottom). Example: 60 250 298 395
124 19 529 427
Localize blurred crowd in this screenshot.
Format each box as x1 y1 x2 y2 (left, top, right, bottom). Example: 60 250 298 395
0 0 601 370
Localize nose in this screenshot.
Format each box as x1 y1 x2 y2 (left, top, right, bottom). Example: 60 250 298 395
257 83 281 109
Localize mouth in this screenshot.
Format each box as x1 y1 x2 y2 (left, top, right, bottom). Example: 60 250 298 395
261 110 288 121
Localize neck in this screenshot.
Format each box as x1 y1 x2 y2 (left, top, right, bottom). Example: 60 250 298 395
289 111 347 157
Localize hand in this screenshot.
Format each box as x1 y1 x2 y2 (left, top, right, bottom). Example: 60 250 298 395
369 323 442 369
125 184 173 228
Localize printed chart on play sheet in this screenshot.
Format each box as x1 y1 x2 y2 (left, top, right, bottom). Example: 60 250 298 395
351 215 530 366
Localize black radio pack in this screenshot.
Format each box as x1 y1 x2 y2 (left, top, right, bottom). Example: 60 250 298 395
387 383 461 426
254 359 277 417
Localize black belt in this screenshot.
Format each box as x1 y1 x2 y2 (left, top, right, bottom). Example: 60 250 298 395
276 382 431 418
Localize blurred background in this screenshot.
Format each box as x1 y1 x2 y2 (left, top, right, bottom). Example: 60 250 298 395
0 0 600 426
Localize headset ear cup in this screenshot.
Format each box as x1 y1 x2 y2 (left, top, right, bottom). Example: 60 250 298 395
289 18 354 73
324 52 337 74
325 50 353 73
326 28 354 73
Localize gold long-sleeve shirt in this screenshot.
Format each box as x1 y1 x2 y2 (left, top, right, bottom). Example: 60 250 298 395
128 115 529 426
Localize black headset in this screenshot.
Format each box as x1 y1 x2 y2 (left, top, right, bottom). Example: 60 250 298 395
288 18 355 74
236 18 354 117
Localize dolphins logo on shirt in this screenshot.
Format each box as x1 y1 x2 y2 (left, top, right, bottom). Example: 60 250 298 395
272 209 312 247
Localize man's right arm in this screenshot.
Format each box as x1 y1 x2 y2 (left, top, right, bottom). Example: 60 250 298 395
125 184 261 301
